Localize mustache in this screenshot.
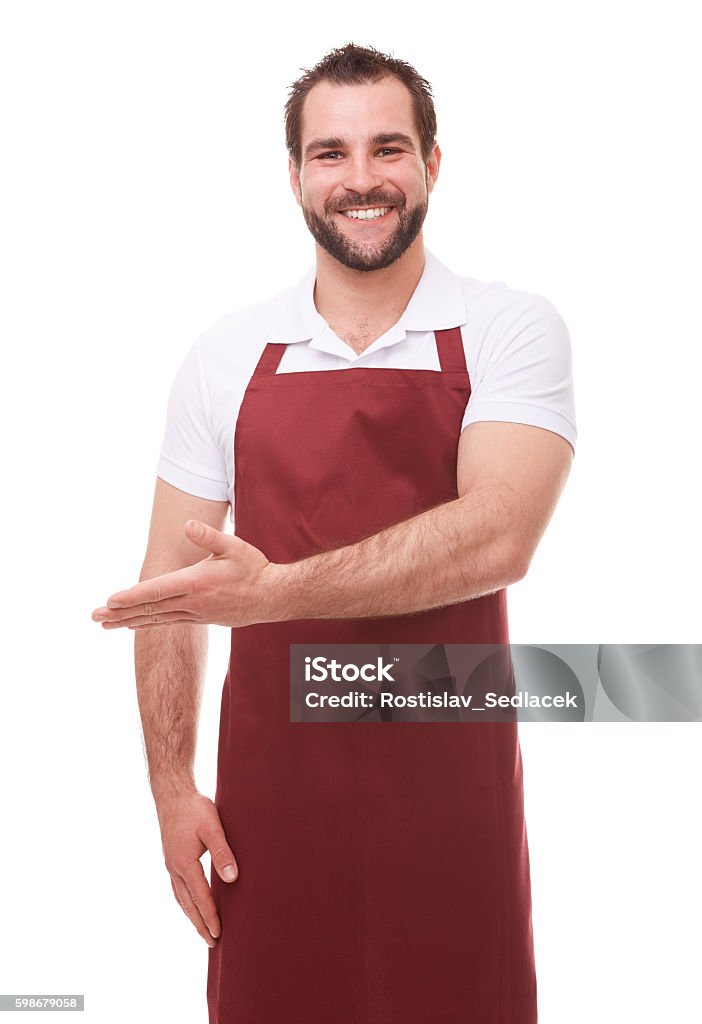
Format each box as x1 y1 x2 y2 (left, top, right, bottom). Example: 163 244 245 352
330 196 404 212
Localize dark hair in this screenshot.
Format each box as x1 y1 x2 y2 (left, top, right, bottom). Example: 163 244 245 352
284 42 437 170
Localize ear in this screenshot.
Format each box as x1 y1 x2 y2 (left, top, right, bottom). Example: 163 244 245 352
426 142 442 195
289 157 303 208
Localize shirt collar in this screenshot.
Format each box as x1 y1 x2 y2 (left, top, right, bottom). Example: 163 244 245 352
266 248 467 362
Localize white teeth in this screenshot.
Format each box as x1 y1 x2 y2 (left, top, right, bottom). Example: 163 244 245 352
342 206 390 220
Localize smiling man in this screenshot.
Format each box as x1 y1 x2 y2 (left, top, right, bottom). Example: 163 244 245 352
298 79 430 274
93 42 576 1024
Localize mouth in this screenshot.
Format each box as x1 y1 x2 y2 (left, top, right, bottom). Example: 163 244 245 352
335 205 396 224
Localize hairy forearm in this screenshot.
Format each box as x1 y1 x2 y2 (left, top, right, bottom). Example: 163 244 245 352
134 620 207 803
264 485 524 621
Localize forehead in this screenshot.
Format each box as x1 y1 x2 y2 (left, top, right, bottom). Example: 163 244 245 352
300 77 417 146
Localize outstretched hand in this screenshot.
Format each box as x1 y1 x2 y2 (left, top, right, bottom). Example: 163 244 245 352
92 520 279 629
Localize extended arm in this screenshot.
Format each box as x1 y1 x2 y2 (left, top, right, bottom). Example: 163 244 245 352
94 422 573 628
268 478 516 621
263 421 573 619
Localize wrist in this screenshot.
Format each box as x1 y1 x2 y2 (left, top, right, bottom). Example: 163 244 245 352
150 770 197 806
256 561 296 624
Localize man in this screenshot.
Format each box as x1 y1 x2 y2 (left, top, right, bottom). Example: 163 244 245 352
93 42 576 1024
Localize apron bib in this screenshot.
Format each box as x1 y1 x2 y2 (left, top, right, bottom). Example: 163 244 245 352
207 327 537 1024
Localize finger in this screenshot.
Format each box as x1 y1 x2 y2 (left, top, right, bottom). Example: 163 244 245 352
179 861 222 942
185 520 233 557
101 614 195 630
171 873 219 947
102 614 197 629
171 874 217 947
199 820 238 883
96 595 196 624
126 619 195 629
104 566 194 611
171 876 191 919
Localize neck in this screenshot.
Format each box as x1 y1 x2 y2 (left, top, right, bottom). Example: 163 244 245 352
312 237 426 354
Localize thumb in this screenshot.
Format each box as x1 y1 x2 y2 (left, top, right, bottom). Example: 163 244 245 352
185 519 232 557
200 820 239 883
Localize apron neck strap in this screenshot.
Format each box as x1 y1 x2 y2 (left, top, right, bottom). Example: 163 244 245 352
252 326 467 377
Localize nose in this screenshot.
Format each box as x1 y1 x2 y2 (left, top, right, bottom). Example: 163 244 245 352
341 151 384 198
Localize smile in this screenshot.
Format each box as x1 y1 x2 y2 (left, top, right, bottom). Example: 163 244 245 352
338 206 394 221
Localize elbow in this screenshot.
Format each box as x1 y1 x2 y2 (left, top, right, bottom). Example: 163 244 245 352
498 541 531 586
471 540 528 593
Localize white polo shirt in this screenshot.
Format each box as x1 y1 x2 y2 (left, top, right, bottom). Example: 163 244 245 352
157 248 577 526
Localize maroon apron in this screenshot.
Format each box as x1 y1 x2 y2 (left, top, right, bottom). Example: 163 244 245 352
207 327 537 1024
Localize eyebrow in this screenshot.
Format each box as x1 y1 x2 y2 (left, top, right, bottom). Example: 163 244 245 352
303 132 417 161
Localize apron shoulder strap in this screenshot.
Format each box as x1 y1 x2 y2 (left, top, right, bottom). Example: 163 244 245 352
251 342 286 378
434 327 468 374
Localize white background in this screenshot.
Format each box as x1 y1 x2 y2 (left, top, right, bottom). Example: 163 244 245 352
1 1 700 1021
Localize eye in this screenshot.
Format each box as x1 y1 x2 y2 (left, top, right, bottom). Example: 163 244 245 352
317 147 402 160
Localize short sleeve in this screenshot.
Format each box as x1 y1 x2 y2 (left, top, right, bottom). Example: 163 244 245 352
461 295 577 454
156 338 229 500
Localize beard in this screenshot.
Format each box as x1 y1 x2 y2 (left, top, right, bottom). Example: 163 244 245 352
300 187 429 272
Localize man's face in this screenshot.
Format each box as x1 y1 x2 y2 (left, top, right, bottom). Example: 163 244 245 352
289 77 441 272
